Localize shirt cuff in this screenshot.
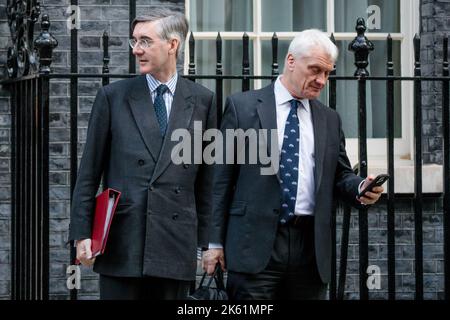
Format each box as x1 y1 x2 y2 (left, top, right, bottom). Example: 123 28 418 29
358 179 366 194
358 179 368 206
208 243 223 249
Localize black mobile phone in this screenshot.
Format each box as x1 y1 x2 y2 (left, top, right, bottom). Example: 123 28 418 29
358 174 390 198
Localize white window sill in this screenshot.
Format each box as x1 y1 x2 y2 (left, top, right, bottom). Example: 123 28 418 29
348 157 444 194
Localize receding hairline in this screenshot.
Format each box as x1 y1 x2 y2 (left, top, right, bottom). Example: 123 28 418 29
287 29 338 63
131 19 161 35
131 11 186 34
291 46 335 62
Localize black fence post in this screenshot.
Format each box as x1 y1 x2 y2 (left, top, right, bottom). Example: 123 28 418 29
329 33 337 301
17 80 23 299
188 32 196 80
271 33 279 77
25 78 31 299
10 75 17 300
348 17 373 300
413 34 424 300
442 35 450 300
386 34 396 300
129 0 136 74
216 32 223 126
69 0 79 301
31 77 39 299
102 31 110 86
33 13 57 300
242 33 250 92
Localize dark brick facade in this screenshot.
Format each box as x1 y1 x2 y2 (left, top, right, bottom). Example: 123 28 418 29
421 0 450 164
0 0 10 300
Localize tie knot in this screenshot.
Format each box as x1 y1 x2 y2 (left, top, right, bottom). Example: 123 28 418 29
290 99 299 111
156 84 169 96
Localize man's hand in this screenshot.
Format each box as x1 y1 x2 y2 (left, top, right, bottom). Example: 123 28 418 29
357 174 384 205
202 249 226 275
76 239 96 267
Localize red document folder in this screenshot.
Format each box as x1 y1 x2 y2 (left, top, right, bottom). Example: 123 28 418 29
75 188 121 264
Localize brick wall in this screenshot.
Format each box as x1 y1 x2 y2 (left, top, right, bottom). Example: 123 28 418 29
421 0 450 164
0 0 11 300
335 196 444 299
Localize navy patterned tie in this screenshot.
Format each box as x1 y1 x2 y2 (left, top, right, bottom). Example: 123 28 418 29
279 99 300 224
154 84 169 136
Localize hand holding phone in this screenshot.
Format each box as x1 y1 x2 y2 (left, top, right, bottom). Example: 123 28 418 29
358 174 389 198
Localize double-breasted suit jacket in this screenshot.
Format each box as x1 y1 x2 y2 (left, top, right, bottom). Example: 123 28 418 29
69 75 216 280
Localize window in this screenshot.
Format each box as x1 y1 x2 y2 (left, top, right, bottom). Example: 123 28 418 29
186 0 420 162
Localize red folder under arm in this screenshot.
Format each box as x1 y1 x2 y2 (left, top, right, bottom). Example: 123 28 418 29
74 188 121 264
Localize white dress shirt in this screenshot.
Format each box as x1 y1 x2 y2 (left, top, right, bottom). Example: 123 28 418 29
146 72 178 119
275 76 315 216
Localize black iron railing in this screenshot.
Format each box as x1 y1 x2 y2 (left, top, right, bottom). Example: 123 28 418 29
1 2 449 301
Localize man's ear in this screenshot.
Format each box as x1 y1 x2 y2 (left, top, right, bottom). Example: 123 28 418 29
286 53 296 71
168 38 179 56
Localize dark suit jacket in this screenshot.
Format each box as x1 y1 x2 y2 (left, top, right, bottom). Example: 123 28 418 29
69 75 216 281
209 83 363 283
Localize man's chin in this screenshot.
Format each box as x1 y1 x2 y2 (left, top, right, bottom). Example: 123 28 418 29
139 66 151 74
305 89 323 99
304 93 320 100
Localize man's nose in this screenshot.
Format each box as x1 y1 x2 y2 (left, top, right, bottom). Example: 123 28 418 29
132 46 144 55
316 73 327 86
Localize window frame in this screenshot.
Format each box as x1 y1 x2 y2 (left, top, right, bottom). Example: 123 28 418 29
184 0 420 164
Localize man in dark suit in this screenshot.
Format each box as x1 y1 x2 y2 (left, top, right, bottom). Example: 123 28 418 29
69 8 215 299
202 29 383 300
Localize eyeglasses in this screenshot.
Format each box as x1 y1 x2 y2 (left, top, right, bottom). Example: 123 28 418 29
129 38 154 50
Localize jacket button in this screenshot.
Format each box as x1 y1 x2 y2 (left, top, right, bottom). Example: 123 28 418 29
183 164 189 169
172 213 179 220
138 159 145 166
149 185 154 191
175 187 181 194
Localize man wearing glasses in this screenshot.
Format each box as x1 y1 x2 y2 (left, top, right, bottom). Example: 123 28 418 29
69 7 216 299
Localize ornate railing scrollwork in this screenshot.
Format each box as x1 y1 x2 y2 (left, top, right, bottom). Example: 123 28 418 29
6 0 57 78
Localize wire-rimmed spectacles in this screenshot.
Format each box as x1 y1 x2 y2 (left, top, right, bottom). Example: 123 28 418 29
129 38 154 50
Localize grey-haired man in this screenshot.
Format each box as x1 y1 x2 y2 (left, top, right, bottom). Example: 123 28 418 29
203 29 383 300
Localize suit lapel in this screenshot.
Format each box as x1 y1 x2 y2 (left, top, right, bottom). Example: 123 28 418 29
310 99 327 195
128 75 163 162
150 76 194 184
256 83 281 181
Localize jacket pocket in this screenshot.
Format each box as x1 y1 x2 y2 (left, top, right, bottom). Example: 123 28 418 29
229 201 247 216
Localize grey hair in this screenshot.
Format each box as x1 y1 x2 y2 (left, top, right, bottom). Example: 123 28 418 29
287 29 338 63
131 8 188 58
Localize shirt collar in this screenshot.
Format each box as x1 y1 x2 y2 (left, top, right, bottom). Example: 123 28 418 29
146 72 178 95
274 76 310 113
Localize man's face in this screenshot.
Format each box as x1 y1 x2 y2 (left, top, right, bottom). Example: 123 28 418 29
131 21 175 75
285 47 334 99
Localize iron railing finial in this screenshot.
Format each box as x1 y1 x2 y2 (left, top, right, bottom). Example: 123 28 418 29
34 14 58 74
348 18 374 77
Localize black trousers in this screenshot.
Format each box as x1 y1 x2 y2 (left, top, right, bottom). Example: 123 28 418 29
226 215 328 300
99 274 191 300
